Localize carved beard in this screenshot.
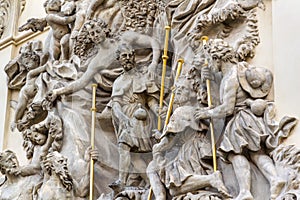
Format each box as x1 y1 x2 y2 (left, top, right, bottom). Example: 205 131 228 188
56 168 73 191
174 95 189 106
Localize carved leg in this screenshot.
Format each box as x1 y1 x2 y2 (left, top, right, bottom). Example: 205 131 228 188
118 143 131 186
169 171 231 198
60 34 70 61
131 153 149 186
249 151 285 200
228 154 253 200
146 161 167 200
51 38 61 61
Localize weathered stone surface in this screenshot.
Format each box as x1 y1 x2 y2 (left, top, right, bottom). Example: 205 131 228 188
2 0 300 200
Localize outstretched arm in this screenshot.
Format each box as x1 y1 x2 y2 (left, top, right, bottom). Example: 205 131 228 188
46 14 76 25
53 62 100 96
87 0 106 19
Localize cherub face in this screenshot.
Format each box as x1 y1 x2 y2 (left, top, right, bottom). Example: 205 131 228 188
192 53 206 68
45 0 62 12
246 68 264 89
20 52 40 71
88 28 106 44
31 131 47 145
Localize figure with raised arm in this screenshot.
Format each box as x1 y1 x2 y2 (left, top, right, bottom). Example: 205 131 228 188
45 18 160 104
110 43 160 189
194 39 297 200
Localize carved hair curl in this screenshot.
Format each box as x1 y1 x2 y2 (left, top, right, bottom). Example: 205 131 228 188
207 39 236 63
74 19 112 59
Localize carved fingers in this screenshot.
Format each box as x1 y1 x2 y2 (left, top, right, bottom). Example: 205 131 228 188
194 107 211 120
151 129 162 141
84 146 99 162
201 66 213 82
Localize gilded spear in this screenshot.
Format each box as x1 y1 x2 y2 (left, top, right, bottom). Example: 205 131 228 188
201 36 217 172
89 84 97 200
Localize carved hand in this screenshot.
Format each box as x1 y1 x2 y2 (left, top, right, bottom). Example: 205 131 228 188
84 146 99 162
46 90 58 102
147 62 158 80
201 66 213 82
194 107 211 119
7 168 21 176
151 129 162 141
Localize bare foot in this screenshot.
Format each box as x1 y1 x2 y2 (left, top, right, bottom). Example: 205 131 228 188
270 179 285 200
210 171 232 198
234 190 253 200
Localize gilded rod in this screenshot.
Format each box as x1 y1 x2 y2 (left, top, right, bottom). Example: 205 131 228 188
158 26 171 131
90 84 97 200
149 25 171 200
201 36 217 172
164 59 184 127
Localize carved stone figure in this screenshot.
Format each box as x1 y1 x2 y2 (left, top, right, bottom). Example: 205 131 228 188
0 150 38 200
45 18 160 106
0 0 10 38
147 77 230 200
4 43 41 90
110 43 159 189
194 39 298 200
3 0 300 200
35 148 98 199
19 0 76 61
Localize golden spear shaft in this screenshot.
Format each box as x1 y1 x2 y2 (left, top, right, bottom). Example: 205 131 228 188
148 25 171 200
148 59 184 200
164 59 184 127
89 84 97 200
201 36 217 172
158 25 171 131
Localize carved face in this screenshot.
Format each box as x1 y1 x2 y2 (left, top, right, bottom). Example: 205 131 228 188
31 131 47 145
192 53 206 68
119 51 135 71
19 52 40 71
0 150 19 174
45 0 62 12
245 68 265 89
174 82 191 105
197 85 208 105
88 27 106 44
51 153 68 174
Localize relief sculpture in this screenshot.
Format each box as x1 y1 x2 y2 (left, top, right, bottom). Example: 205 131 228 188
2 0 300 200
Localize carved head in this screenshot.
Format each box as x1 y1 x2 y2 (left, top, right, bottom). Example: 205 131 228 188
44 0 62 12
116 43 136 71
84 19 110 44
174 77 197 106
238 63 273 98
43 151 73 191
0 150 19 175
27 125 48 146
19 51 40 71
207 39 236 66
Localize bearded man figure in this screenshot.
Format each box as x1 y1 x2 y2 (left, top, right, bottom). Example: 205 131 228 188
36 151 73 200
0 150 39 200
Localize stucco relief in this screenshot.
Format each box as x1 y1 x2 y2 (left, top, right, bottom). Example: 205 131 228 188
2 0 300 200
0 0 10 39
